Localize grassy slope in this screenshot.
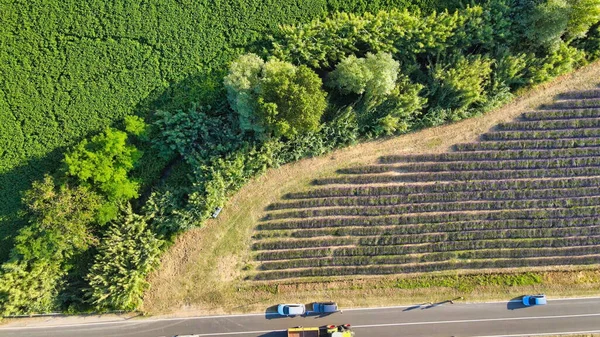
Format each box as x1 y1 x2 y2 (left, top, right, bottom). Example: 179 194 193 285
0 0 441 261
142 60 600 316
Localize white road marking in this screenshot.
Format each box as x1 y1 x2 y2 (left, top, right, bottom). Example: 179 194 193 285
474 329 600 337
351 312 600 328
35 313 599 337
2 296 600 330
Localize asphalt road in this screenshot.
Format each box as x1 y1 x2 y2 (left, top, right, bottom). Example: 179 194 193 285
1 297 600 337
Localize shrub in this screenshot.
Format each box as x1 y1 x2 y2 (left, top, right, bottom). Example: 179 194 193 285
565 0 600 41
224 54 327 138
64 128 141 204
87 205 164 311
526 0 571 49
187 141 283 222
257 60 327 138
426 55 493 113
224 53 266 135
151 105 241 161
124 116 148 137
0 176 101 315
328 52 426 136
328 52 399 98
527 42 587 83
270 9 462 69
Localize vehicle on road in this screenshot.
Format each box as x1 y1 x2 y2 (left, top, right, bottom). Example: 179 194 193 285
278 303 306 316
287 324 354 337
312 302 339 314
522 294 547 306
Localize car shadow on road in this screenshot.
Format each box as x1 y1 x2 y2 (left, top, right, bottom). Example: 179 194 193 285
507 296 527 310
265 305 286 320
309 312 336 319
257 331 287 337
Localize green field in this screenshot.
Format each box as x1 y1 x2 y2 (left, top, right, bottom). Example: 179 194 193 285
0 0 444 261
252 89 600 280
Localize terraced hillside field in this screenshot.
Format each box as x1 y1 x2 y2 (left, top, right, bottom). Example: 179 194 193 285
252 88 600 281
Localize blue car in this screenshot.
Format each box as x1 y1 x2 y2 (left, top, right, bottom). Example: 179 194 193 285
522 294 547 306
312 302 339 314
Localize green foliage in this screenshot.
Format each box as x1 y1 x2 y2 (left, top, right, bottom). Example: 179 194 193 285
421 55 493 126
144 190 192 235
271 9 462 69
224 53 266 134
566 0 600 41
151 105 241 161
490 50 528 91
328 52 424 136
64 127 141 204
393 273 543 291
359 77 426 136
0 259 64 316
428 55 493 111
257 60 327 138
17 176 102 260
328 52 399 97
225 54 328 138
527 42 587 83
523 0 600 49
188 141 283 221
527 0 572 49
124 116 148 137
1 0 420 263
0 176 101 315
87 205 163 311
574 22 600 59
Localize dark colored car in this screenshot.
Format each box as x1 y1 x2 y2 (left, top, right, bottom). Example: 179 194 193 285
312 302 339 313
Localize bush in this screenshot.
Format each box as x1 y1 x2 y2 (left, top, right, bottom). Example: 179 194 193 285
224 54 266 135
224 54 327 139
270 9 461 69
526 0 572 49
258 60 327 138
151 105 241 161
527 42 587 83
427 55 493 112
328 52 399 97
0 176 101 315
64 128 141 203
327 52 425 136
87 205 163 311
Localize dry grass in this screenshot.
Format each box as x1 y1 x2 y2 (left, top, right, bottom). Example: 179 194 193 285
142 60 600 317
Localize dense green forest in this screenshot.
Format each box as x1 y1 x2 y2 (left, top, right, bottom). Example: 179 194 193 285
1 0 599 316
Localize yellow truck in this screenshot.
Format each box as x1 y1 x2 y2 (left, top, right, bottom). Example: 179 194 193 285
287 324 354 337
